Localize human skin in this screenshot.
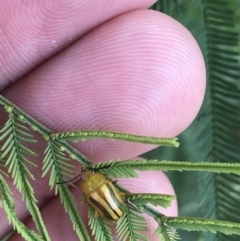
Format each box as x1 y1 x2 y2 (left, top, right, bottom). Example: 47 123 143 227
0 1 206 240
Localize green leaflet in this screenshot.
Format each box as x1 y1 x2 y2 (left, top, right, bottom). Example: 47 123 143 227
51 130 179 147
0 116 50 241
127 193 176 208
0 175 44 241
88 206 114 241
116 204 148 241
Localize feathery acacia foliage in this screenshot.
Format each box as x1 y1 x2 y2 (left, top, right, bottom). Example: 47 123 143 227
51 131 179 147
126 193 175 208
93 160 240 178
155 224 180 241
88 206 114 241
42 142 91 241
203 2 240 241
0 114 50 241
42 142 75 191
1 97 240 241
116 203 148 241
0 150 8 177
2 95 240 241
164 217 240 235
0 96 180 241
0 175 44 241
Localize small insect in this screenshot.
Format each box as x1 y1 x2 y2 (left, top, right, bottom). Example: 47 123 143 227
57 168 126 221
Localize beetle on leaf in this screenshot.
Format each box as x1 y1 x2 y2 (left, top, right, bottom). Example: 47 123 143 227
57 168 126 222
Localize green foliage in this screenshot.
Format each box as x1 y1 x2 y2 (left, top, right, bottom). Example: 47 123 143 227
202 3 240 241
0 151 8 177
116 203 148 241
164 217 240 236
0 175 44 241
95 160 240 178
42 142 90 240
0 116 51 241
0 97 181 241
155 225 180 241
58 184 91 241
42 142 75 191
126 193 175 208
1 96 240 240
51 130 179 147
88 206 114 241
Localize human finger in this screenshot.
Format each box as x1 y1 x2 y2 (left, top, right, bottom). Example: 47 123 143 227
8 171 177 241
0 0 156 90
0 9 205 236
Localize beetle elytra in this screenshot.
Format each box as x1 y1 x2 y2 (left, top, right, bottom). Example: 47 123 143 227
57 169 126 221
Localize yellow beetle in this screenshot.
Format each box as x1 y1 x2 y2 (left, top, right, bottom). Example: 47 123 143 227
58 169 126 221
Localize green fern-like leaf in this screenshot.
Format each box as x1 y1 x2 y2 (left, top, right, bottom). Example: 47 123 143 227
127 193 175 208
155 225 180 241
0 174 44 241
116 203 148 241
164 216 240 236
97 161 138 178
58 184 91 241
0 116 50 241
51 130 179 147
42 142 75 191
203 1 240 240
42 141 90 240
0 149 8 178
88 205 114 241
96 160 240 178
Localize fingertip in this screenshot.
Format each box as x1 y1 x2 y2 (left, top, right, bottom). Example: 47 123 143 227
3 10 205 163
119 170 178 215
118 170 178 240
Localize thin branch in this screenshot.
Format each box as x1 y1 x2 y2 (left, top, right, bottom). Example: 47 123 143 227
51 130 179 147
